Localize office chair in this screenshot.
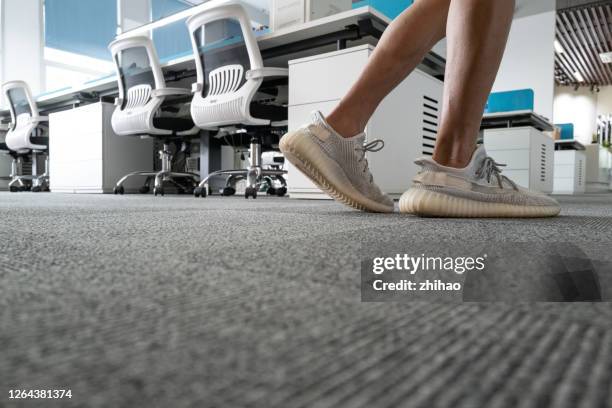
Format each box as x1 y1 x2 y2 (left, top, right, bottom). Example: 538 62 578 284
109 36 200 196
187 2 289 199
1 81 49 192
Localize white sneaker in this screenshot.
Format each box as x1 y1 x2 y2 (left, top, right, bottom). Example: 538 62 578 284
399 145 561 218
279 111 394 213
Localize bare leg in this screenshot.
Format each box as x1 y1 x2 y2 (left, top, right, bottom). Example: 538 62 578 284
326 0 451 138
433 0 515 168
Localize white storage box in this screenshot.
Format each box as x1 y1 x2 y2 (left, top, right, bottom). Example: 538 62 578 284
483 126 554 193
553 150 586 195
287 44 443 199
49 102 154 193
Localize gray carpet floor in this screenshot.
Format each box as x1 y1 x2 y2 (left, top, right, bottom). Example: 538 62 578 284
1 192 612 408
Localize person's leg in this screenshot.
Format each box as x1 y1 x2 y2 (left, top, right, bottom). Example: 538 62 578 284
400 0 559 217
326 0 451 138
433 0 515 168
280 0 451 213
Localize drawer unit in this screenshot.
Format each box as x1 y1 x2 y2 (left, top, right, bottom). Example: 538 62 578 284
553 150 586 195
585 144 611 192
49 102 154 193
483 126 554 193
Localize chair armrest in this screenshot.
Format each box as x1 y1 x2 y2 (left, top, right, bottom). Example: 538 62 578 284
28 116 49 124
152 88 191 98
191 83 203 94
246 68 289 80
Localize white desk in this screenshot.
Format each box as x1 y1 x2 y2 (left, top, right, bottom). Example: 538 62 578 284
1 7 444 119
481 110 554 132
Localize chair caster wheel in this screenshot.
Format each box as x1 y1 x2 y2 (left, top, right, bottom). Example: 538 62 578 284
222 187 236 196
245 187 257 199
154 187 164 196
113 186 125 195
139 186 150 194
276 187 287 197
31 185 42 193
194 187 207 198
42 186 50 192
9 185 19 193
267 187 277 195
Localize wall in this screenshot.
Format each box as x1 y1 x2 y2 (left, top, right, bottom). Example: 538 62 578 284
492 0 556 121
554 86 598 144
553 85 612 145
0 0 44 104
596 86 612 117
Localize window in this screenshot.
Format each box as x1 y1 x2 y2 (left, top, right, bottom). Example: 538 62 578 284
151 0 192 62
44 0 117 61
43 0 116 91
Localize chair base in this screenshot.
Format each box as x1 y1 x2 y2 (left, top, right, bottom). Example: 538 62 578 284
8 153 49 193
194 136 287 199
194 167 287 199
113 170 200 196
113 143 199 196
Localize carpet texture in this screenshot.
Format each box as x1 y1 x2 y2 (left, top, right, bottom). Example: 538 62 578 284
1 192 612 408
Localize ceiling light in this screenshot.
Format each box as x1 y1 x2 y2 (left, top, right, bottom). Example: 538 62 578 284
574 71 585 82
600 52 612 64
554 40 565 54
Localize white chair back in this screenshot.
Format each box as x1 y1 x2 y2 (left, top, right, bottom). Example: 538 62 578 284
1 81 47 153
187 2 269 128
108 36 171 136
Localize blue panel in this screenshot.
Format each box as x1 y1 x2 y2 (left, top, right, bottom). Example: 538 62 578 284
485 89 535 114
45 0 117 60
556 123 575 140
352 0 414 19
152 0 192 62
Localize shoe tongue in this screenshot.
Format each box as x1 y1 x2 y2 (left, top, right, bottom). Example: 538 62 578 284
311 111 327 127
471 145 488 166
465 145 489 177
350 133 366 145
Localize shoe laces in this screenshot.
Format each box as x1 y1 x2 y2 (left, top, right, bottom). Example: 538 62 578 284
355 139 385 183
476 156 518 190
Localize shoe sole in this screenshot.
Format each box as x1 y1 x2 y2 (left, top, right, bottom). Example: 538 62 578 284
399 188 560 218
280 131 393 213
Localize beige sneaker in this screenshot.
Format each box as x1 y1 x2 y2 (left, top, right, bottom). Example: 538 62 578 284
280 111 394 213
400 145 561 218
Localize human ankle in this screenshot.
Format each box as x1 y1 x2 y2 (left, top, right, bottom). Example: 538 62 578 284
432 143 476 169
325 111 365 139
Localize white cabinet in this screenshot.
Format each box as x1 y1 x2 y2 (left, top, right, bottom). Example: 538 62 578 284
287 44 443 199
553 150 586 195
585 144 611 192
49 102 154 193
483 126 554 193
